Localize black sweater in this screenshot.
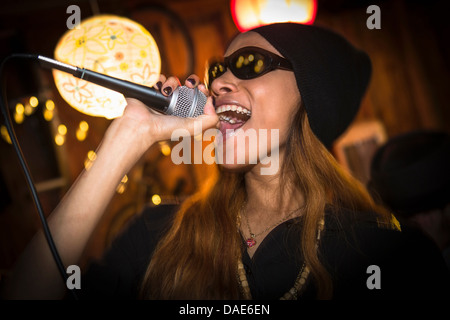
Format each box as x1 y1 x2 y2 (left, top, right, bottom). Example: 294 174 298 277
78 204 450 300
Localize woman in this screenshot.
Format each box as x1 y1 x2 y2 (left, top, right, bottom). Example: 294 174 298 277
2 23 449 300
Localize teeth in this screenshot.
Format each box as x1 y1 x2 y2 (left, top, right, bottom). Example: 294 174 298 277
216 104 251 116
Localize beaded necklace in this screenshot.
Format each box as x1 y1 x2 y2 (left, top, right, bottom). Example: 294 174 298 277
237 209 324 300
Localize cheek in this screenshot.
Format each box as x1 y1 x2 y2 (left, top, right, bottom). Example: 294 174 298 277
254 98 299 147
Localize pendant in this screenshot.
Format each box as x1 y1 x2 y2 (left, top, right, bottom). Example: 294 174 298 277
246 234 257 248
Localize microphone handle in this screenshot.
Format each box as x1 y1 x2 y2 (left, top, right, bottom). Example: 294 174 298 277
37 55 206 117
73 68 171 113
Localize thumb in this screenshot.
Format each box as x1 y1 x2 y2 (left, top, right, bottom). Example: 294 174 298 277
195 96 219 130
154 96 219 141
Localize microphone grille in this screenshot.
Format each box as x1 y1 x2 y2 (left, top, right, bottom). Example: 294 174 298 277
171 86 207 118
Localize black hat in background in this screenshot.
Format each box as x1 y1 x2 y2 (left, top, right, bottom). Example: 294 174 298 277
252 23 372 148
369 130 450 216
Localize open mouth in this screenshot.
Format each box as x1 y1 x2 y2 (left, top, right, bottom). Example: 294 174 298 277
216 104 251 139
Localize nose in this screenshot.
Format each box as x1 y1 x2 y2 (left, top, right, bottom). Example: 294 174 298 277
210 70 239 96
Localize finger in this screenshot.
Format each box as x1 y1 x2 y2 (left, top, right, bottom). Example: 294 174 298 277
165 97 218 136
153 74 166 90
184 74 200 88
197 83 209 97
195 96 219 130
184 74 210 97
161 76 181 96
203 96 220 129
202 96 216 117
158 74 167 83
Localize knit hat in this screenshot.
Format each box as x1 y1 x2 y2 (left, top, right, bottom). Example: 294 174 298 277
252 23 372 147
369 130 450 216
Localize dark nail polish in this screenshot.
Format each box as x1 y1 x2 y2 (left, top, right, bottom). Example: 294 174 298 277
163 87 172 95
155 81 162 90
187 78 196 86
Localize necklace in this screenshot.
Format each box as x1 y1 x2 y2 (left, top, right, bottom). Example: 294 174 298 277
242 204 304 248
237 218 325 300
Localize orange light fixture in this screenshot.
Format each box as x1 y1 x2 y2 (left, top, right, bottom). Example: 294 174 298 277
53 15 161 119
231 0 317 32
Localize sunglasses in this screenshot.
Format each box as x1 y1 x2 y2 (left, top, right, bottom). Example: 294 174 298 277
206 46 293 88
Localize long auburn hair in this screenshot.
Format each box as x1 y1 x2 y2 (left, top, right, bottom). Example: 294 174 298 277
139 104 392 300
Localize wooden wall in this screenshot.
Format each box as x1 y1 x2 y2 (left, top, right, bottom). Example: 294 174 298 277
0 0 448 273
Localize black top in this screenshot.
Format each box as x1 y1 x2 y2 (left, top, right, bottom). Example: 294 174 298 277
78 204 450 300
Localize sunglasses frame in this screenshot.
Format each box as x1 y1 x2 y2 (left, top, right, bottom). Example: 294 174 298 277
207 46 293 87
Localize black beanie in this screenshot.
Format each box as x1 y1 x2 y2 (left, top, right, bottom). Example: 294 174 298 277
252 23 372 147
369 130 450 216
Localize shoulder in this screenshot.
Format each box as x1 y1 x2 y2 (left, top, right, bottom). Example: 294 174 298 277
321 207 450 299
135 204 179 236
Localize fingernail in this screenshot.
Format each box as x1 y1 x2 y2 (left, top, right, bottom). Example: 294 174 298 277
155 81 162 90
163 86 172 95
186 78 196 86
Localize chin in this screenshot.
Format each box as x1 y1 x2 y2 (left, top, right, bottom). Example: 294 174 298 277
217 162 256 174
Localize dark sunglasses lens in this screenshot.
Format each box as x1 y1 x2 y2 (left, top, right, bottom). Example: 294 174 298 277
230 51 269 79
208 62 226 84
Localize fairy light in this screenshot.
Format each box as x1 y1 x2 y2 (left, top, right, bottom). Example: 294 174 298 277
44 99 55 121
84 150 97 170
14 103 25 124
54 134 65 146
151 194 162 205
57 124 67 135
29 96 39 108
159 141 171 156
1 125 12 144
116 174 129 194
76 120 89 141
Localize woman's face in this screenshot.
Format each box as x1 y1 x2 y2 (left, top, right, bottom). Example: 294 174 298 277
210 31 301 175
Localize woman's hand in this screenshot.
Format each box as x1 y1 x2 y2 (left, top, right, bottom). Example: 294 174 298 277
108 74 218 157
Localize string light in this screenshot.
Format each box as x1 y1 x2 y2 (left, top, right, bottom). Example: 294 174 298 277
54 134 65 146
76 120 89 141
24 103 33 116
1 125 12 144
84 150 97 170
159 141 171 156
116 174 128 194
151 194 162 205
14 103 25 124
57 124 67 135
29 96 39 108
44 99 55 121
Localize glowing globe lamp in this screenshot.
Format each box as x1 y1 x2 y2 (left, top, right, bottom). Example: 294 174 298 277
53 15 161 119
231 0 317 32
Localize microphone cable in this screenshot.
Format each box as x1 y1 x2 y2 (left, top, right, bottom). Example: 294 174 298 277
0 54 78 300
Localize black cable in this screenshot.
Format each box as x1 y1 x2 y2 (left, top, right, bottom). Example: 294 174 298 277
0 54 78 300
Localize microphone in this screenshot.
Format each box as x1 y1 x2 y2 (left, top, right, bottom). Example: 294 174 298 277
36 55 206 118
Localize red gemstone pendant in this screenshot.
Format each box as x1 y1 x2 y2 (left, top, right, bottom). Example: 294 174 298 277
246 237 257 248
